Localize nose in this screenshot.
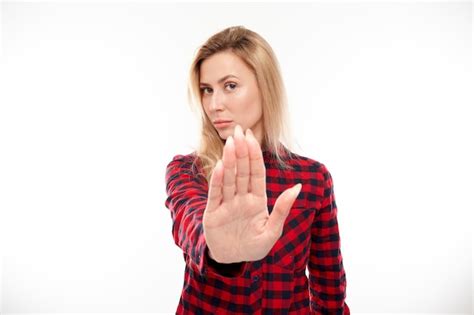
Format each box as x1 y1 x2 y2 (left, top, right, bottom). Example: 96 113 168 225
208 89 225 112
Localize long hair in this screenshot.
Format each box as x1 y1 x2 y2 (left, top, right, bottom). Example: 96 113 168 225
187 25 297 183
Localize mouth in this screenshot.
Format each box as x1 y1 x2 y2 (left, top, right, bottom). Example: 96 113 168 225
214 120 233 128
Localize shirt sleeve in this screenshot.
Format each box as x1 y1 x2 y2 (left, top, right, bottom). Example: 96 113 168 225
308 163 350 314
164 154 248 278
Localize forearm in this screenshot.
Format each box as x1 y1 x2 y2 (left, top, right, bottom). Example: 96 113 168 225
165 155 247 278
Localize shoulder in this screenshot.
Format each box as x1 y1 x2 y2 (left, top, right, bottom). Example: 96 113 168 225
165 151 205 180
166 151 197 167
285 152 335 201
165 151 198 175
286 151 331 177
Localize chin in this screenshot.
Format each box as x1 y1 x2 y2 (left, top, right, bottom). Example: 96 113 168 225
216 132 226 141
216 130 228 137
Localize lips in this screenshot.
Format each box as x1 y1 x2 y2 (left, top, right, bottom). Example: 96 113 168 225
213 119 232 124
213 120 233 128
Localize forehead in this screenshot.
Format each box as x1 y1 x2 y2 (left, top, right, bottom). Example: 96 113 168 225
199 51 253 84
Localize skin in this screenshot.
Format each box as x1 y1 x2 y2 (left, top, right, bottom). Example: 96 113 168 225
200 51 303 264
199 50 264 147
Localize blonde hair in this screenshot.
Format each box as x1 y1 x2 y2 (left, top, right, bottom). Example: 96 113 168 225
187 25 297 183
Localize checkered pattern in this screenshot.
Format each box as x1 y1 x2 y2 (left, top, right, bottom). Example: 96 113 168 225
164 148 350 314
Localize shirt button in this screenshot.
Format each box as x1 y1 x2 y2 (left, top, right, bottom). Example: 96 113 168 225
252 275 260 282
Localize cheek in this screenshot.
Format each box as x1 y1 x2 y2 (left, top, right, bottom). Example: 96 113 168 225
201 98 211 113
236 87 257 108
240 89 261 116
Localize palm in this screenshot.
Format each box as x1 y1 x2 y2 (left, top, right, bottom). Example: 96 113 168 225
203 125 302 264
204 192 268 262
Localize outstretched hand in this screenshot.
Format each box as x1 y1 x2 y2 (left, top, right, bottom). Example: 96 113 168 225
203 124 302 264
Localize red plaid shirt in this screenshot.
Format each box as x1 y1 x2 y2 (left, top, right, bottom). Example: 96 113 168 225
164 147 350 314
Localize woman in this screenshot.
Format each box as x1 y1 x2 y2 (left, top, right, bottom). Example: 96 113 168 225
165 25 350 314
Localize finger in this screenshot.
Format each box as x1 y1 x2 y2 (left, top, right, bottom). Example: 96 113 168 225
222 135 236 202
234 124 250 195
266 183 302 239
246 128 266 197
206 159 224 214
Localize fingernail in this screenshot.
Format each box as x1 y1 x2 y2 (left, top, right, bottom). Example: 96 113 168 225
235 124 242 134
293 183 302 196
247 128 254 136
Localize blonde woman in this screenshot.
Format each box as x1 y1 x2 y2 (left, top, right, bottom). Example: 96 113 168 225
165 25 350 314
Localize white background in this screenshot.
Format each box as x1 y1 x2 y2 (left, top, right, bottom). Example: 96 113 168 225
0 1 472 314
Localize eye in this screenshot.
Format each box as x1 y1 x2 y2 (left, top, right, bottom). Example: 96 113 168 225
225 82 237 90
200 87 211 94
200 82 237 95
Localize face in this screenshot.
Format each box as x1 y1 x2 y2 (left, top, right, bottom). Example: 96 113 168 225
199 50 264 146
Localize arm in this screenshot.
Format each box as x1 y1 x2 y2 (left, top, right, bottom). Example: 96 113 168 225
164 154 247 277
308 163 350 314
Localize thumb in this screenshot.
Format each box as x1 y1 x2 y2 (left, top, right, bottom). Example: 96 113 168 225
266 183 302 239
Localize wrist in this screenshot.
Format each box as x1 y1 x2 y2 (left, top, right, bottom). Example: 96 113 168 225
208 249 216 260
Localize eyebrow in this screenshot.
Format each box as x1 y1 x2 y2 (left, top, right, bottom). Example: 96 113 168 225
199 74 239 87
